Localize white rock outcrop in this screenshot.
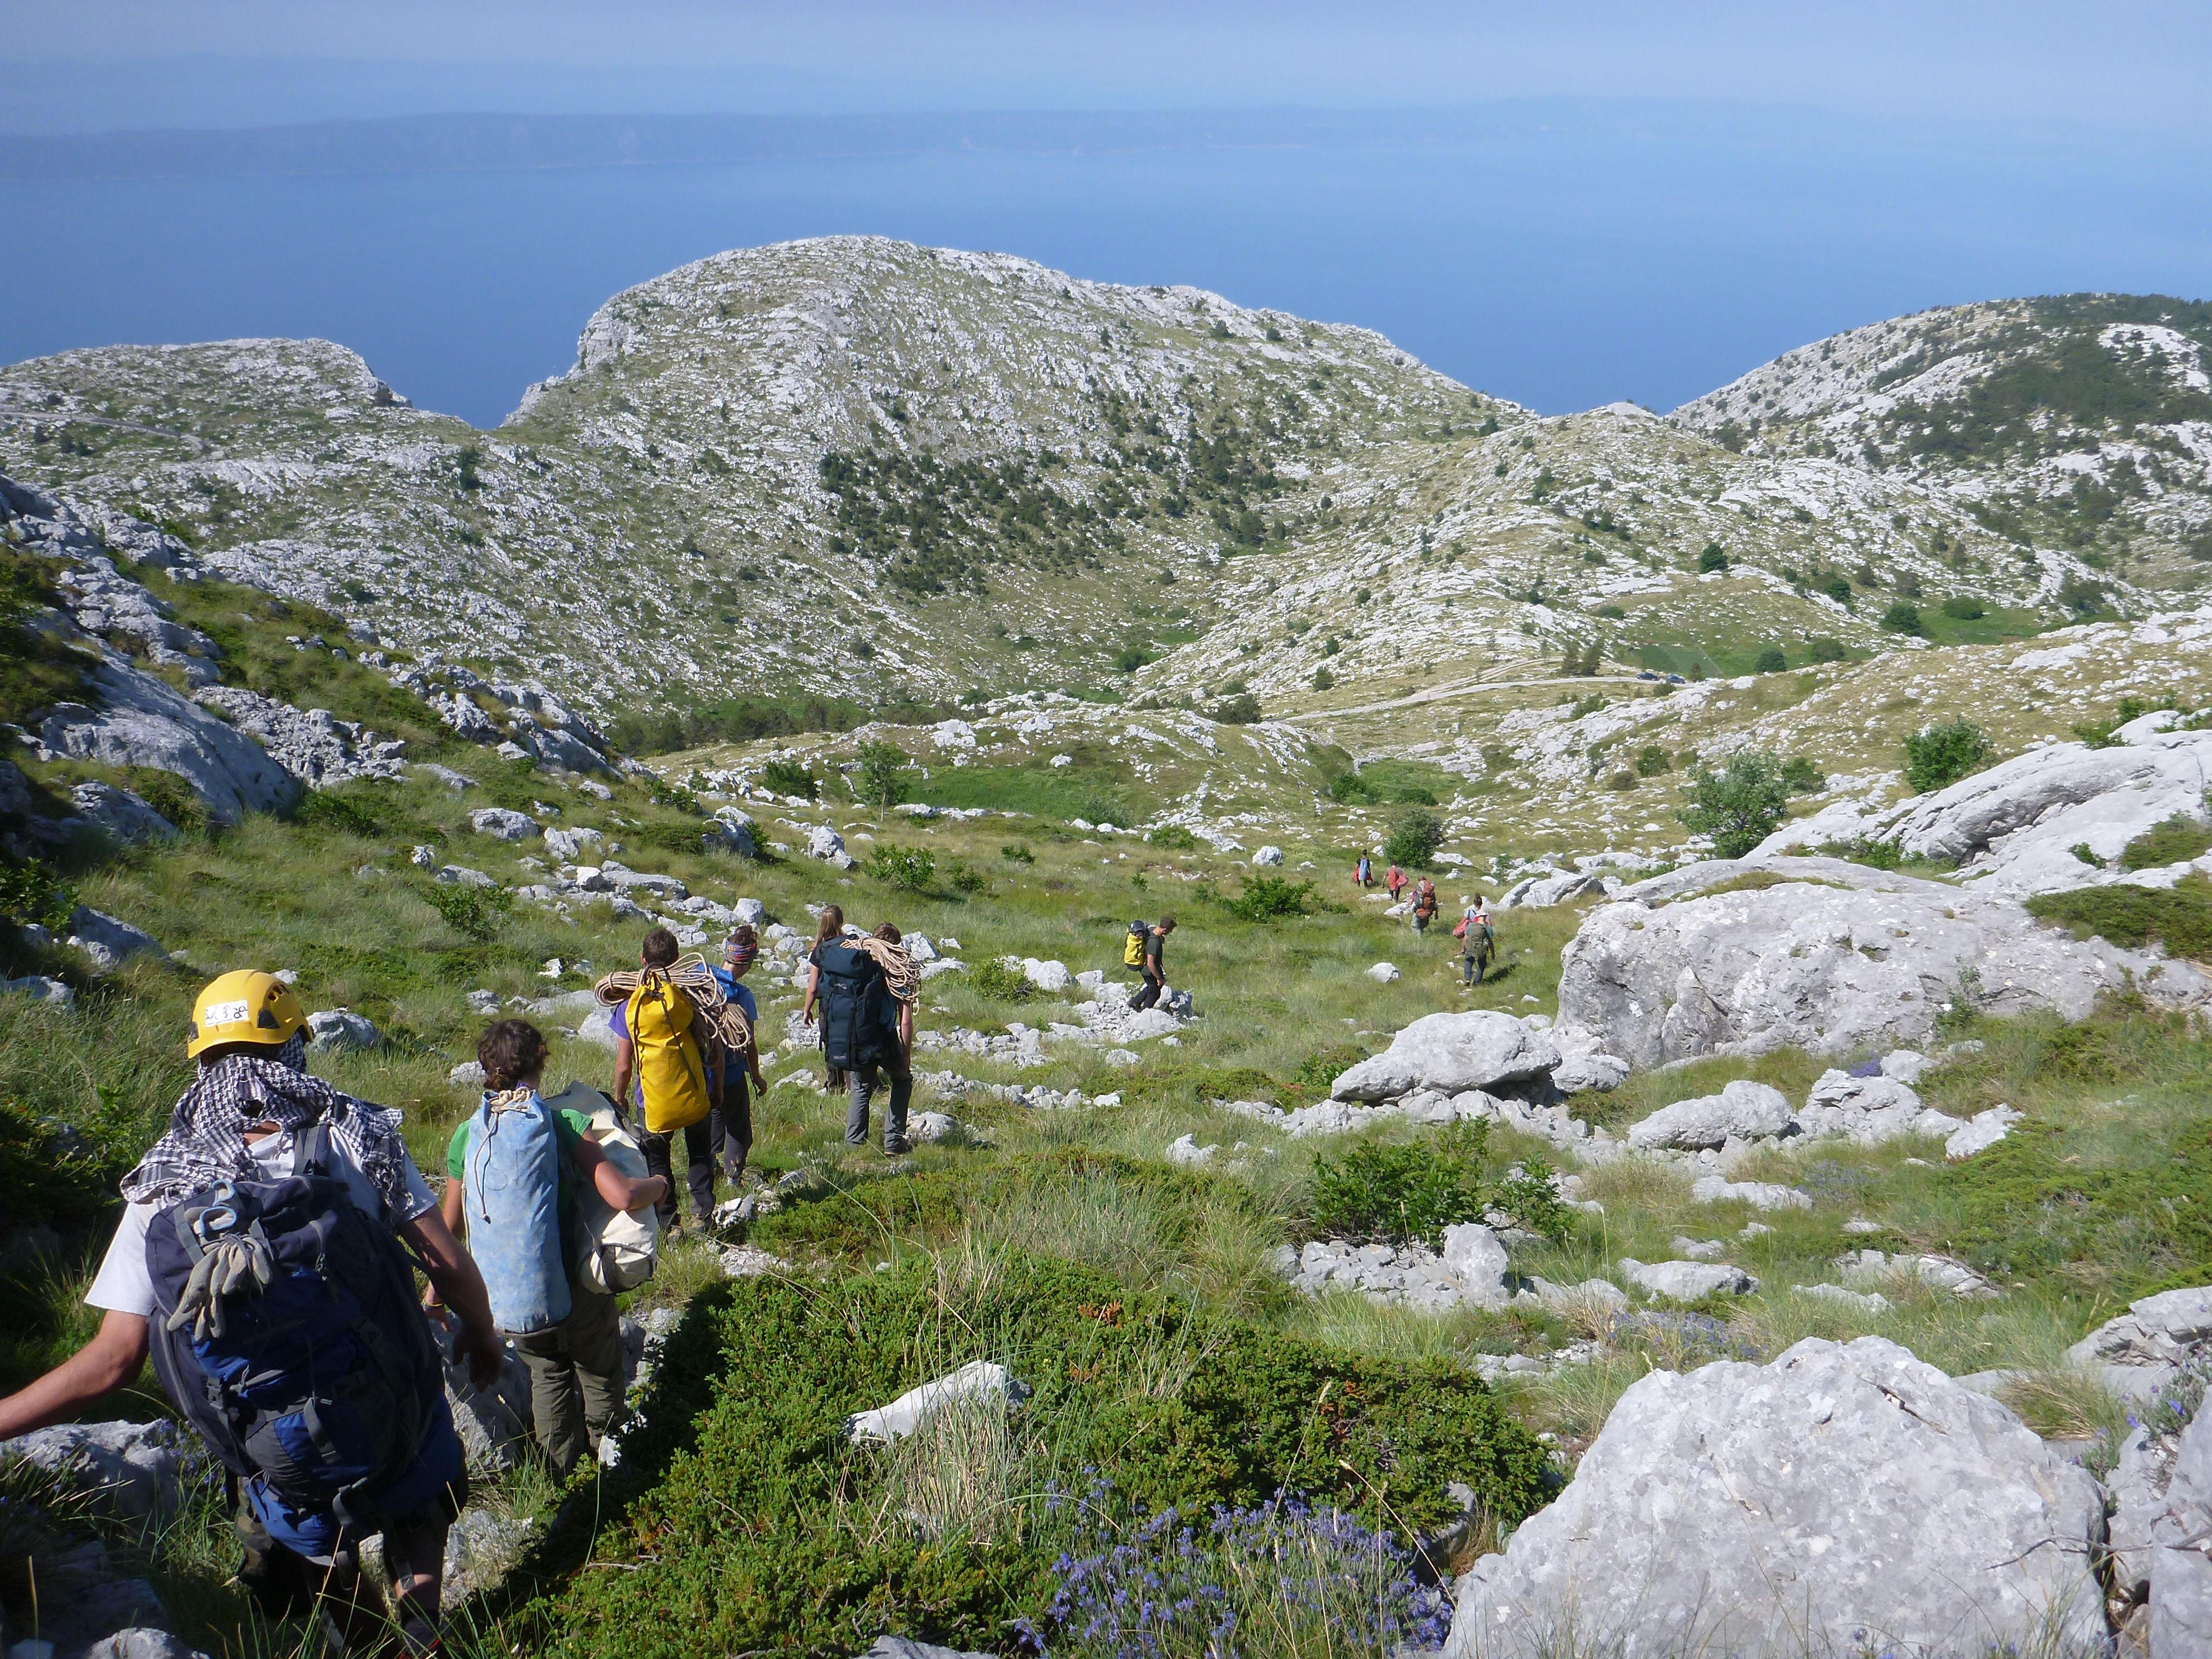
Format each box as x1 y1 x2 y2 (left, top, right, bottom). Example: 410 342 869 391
1616 1258 1759 1300
2066 1285 2212 1401
65 905 163 971
70 781 178 844
1331 1010 1561 1101
1625 1079 1792 1151
1555 856 2208 1066
1446 1337 2107 1659
469 806 540 842
35 656 301 821
194 685 407 789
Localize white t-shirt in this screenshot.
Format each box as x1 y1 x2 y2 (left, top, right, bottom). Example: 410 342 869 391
85 1128 436 1318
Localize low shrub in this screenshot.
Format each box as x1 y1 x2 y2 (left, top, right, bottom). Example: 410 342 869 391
1328 770 1383 806
966 958 1041 1001
1940 594 1986 620
519 1254 1551 1658
2026 879 2212 960
1779 756 1824 793
1881 602 1924 635
421 879 512 942
945 859 989 895
1902 717 1991 794
1209 693 1261 724
1310 1122 1569 1249
1634 744 1672 778
999 842 1036 865
2121 814 2212 872
1145 825 1197 851
758 757 817 799
1753 648 1786 673
1224 875 1319 922
866 843 937 891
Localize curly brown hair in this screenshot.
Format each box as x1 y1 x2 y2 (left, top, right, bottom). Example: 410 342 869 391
477 1018 549 1091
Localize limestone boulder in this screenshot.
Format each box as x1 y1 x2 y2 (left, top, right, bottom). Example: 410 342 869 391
543 824 604 862
2066 1285 2212 1400
1617 1258 1759 1300
1445 1337 2107 1659
65 906 163 971
36 656 300 821
1625 1079 1791 1151
1330 1010 1560 1102
807 823 854 867
1550 1050 1629 1093
1795 1068 1952 1145
0 1419 195 1519
1554 856 2209 1067
305 1009 380 1053
468 806 540 842
1501 868 1609 909
1251 844 1284 866
2154 1402 2212 1652
194 685 407 789
70 781 177 845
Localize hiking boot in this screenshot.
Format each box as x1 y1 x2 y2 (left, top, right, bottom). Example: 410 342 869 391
881 1137 911 1157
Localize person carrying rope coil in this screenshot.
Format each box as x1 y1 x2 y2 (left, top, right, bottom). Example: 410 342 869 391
598 927 750 1234
802 916 919 1155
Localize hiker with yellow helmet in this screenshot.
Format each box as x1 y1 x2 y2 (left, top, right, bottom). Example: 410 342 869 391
0 970 500 1657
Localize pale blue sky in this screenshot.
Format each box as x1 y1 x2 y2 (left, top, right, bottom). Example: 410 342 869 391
6 2 2209 132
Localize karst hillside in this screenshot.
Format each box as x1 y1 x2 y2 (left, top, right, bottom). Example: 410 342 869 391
6 243 2212 1658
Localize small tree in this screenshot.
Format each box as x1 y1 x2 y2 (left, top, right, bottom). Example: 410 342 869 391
854 740 911 811
1881 602 1924 635
1311 665 1335 691
1902 718 1991 795
1383 807 1445 869
1940 594 1986 620
1678 752 1792 858
1698 543 1729 573
759 758 816 799
1754 647 1787 673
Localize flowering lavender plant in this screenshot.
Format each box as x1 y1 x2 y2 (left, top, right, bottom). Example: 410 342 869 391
1014 1479 1450 1659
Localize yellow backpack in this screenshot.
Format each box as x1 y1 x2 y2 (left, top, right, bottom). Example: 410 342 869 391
624 973 711 1134
1122 921 1149 970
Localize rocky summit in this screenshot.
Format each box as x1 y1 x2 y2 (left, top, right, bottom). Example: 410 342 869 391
8 243 2212 1659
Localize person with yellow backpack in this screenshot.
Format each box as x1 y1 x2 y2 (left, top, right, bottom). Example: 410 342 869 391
608 927 723 1235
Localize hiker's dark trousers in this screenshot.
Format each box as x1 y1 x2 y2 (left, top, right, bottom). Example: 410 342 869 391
711 1072 752 1181
846 1056 912 1147
640 1117 715 1225
1132 972 1165 1012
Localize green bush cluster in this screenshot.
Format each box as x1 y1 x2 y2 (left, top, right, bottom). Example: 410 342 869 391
1381 808 1444 870
1310 1122 1569 1249
964 958 1041 1001
2027 878 2212 961
1144 825 1197 851
1902 718 1991 794
1678 752 1792 858
758 758 817 799
421 879 513 942
519 1253 1551 1658
1224 875 1319 922
866 843 937 892
855 741 912 810
2121 815 2212 872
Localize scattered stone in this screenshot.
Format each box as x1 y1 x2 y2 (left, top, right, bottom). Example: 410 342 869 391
69 781 177 844
1617 1258 1759 1300
2153 1402 2212 1649
448 1060 487 1087
1444 1337 2107 1659
1166 1133 1216 1166
305 1009 379 1053
719 1243 789 1278
2065 1285 2212 1400
64 906 163 972
1670 1236 1725 1261
1625 1079 1792 1151
1689 1177 1812 1211
1837 1249 2002 1300
468 806 540 842
854 1637 997 1659
543 824 603 861
194 685 406 788
416 763 476 791
1020 957 1071 992
1365 961 1400 983
0 1420 194 1519
1252 844 1284 866
807 824 854 867
1945 1104 2022 1160
846 1361 1028 1444
1 974 75 1008
466 988 500 1015
1530 1276 1629 1317
1793 1283 1892 1312
1282 1224 1510 1312
1550 1051 1629 1093
435 864 495 888
1796 1069 1950 1145
1331 1010 1561 1101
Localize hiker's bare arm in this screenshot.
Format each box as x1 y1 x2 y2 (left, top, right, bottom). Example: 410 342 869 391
611 1035 635 1110
422 1178 466 1308
899 1003 914 1057
0 1310 150 1437
574 1137 669 1211
403 1209 502 1389
701 1032 723 1107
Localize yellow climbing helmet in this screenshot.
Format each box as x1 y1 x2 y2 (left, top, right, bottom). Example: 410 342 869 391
187 970 304 1059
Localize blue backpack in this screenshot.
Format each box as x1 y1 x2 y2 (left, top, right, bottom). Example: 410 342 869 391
462 1091 571 1335
816 939 895 1070
144 1127 444 1533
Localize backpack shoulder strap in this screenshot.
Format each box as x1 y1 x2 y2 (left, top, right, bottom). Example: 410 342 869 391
291 1122 333 1179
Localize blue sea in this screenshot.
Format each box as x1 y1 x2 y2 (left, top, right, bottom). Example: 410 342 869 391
2 105 2206 427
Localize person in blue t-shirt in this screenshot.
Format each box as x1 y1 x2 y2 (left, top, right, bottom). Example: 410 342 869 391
707 926 768 1186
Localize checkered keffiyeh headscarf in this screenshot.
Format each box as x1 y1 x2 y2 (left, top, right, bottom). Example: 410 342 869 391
120 1032 422 1218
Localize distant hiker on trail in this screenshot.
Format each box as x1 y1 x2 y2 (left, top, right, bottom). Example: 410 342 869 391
803 905 850 1095
441 1019 667 1475
1411 877 1439 937
1385 863 1407 903
806 918 920 1155
1455 897 1496 988
1355 853 1373 890
604 927 723 1236
707 925 768 1187
1131 915 1177 1011
0 971 499 1656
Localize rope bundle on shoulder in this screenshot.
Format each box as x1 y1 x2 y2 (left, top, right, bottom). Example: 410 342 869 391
594 954 758 1067
852 936 920 1005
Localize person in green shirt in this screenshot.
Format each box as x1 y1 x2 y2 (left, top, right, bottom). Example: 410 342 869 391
439 1020 666 1475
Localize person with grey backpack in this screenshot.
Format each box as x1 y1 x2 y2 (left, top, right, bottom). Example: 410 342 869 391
439 1019 668 1475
